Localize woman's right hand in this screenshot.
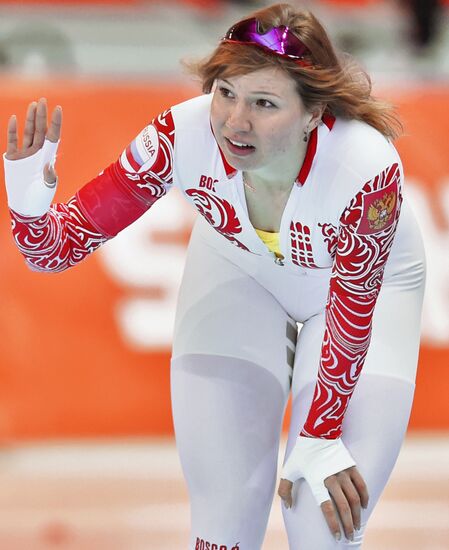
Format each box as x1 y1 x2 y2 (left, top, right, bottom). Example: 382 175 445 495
6 97 62 185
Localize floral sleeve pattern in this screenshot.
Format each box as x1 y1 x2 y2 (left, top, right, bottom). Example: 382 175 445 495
301 163 402 438
10 198 107 272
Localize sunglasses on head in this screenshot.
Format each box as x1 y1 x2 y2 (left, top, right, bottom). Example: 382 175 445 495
222 18 311 67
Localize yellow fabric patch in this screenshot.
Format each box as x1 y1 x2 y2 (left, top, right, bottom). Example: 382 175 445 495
255 228 283 258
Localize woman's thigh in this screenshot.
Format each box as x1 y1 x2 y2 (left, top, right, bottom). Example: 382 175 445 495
172 223 297 391
282 281 424 548
290 277 425 392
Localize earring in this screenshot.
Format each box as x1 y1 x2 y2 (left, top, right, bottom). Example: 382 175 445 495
303 127 309 142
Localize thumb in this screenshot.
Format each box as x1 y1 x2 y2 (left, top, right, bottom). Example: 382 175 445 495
278 478 294 509
43 162 58 188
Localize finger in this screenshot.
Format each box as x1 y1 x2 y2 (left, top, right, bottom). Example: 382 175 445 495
46 105 62 143
43 163 57 187
327 481 354 542
6 114 18 157
278 478 293 509
340 475 362 531
33 97 48 150
349 467 369 510
320 499 341 542
22 101 37 149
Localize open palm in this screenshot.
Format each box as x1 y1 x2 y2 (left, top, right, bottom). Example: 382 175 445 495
6 97 62 184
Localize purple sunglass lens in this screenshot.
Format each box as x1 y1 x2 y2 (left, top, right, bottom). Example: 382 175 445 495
226 18 309 59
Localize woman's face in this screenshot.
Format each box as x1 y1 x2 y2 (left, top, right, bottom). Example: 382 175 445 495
210 67 311 178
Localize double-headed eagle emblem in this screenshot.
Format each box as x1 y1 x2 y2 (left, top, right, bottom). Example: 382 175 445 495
367 191 396 231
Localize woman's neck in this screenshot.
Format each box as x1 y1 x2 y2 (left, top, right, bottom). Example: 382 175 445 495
244 172 295 194
243 161 301 194
243 143 307 193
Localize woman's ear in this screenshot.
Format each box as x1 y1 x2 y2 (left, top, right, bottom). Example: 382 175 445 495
309 104 326 130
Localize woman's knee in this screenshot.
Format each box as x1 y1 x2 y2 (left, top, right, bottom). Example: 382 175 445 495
171 355 284 549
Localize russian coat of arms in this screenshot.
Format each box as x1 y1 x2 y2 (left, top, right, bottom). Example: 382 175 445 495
367 190 396 231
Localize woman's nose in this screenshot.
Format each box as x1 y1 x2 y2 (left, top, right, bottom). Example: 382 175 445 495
226 102 251 133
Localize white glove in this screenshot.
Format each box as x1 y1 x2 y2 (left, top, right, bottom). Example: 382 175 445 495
281 435 356 505
3 138 59 217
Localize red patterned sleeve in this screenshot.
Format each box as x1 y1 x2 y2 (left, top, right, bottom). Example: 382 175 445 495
301 163 402 439
10 109 175 272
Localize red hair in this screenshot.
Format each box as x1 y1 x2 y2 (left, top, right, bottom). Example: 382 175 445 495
185 2 402 140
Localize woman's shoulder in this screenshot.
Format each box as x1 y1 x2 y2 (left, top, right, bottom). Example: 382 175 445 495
327 117 400 178
316 117 403 205
170 93 213 130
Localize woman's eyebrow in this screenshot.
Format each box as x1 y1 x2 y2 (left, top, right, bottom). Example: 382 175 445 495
219 78 233 87
250 90 281 98
220 78 281 98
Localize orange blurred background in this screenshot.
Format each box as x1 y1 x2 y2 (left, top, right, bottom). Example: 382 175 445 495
1 77 448 442
0 3 446 549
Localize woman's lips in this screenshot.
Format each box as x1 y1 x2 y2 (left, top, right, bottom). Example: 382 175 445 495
225 137 256 157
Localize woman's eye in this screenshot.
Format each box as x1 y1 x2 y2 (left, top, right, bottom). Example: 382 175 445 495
219 87 233 98
256 99 276 108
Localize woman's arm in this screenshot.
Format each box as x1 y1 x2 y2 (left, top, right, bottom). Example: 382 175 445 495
4 98 175 272
302 162 402 438
279 162 402 540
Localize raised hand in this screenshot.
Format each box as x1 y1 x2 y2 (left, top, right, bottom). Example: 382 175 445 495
6 97 62 185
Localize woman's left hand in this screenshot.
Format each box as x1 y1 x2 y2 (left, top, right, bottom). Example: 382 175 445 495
325 467 369 540
278 435 369 542
279 466 369 541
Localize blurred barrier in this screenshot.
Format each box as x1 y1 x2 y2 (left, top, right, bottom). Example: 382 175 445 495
0 0 140 4
0 77 448 441
0 0 221 6
1 0 447 7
